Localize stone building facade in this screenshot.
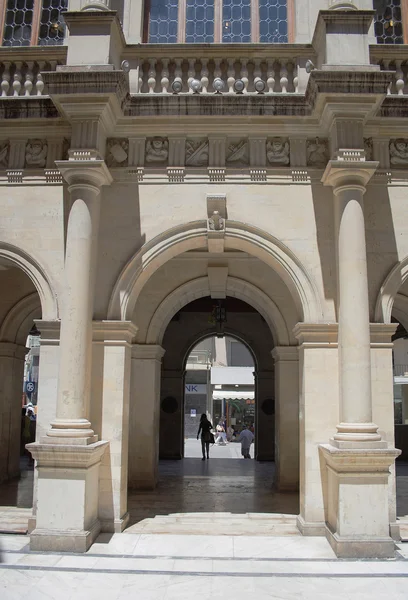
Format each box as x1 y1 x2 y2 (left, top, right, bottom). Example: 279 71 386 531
0 0 408 558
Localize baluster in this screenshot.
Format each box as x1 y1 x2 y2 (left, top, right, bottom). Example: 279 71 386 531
253 59 262 93
200 59 209 94
382 60 393 95
396 60 405 96
13 62 22 97
138 61 144 94
161 59 169 94
280 62 288 94
36 62 45 96
227 57 235 93
241 58 249 93
187 58 196 93
267 61 276 94
1 62 10 97
24 62 34 96
293 61 299 93
173 58 183 92
147 58 157 94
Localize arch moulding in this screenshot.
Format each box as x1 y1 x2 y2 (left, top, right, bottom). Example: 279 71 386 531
0 242 59 321
145 276 291 346
375 256 408 324
108 221 323 325
0 293 42 345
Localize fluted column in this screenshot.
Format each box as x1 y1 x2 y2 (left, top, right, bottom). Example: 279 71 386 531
322 158 384 445
47 161 112 442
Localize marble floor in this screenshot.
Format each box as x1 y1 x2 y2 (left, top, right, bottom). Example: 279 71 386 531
0 532 408 600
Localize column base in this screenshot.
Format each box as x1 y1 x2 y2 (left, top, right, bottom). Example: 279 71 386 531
325 525 396 559
26 440 108 553
30 520 101 553
100 512 130 534
296 515 326 536
319 443 401 558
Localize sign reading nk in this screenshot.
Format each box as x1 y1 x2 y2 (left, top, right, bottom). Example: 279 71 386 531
185 384 207 395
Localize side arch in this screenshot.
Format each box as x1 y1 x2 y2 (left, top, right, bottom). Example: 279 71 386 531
108 221 323 324
0 242 59 320
0 293 41 345
145 276 290 346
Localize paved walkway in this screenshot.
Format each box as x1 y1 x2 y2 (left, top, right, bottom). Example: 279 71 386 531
0 531 407 599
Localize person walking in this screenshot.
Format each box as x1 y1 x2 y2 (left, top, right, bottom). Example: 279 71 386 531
197 413 213 460
236 425 254 459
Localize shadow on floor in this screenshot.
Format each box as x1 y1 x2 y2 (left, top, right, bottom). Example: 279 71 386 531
0 457 33 508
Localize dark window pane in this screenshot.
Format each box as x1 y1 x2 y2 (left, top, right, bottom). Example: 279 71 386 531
3 0 34 46
222 0 251 43
373 0 403 44
38 0 68 46
259 0 288 43
149 0 179 43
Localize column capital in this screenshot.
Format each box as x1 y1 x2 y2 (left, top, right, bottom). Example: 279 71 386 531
93 320 138 345
321 159 378 192
271 346 298 362
370 323 398 346
131 344 165 361
55 159 113 191
293 322 338 346
34 320 60 344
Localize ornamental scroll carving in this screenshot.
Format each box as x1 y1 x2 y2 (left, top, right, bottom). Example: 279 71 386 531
390 139 408 166
106 138 129 167
306 138 328 167
208 210 225 231
186 139 209 167
226 139 249 166
266 137 290 165
146 137 169 163
0 140 9 168
25 139 47 168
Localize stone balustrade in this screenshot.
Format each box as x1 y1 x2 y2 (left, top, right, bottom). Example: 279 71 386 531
370 45 408 95
0 48 66 98
122 45 314 95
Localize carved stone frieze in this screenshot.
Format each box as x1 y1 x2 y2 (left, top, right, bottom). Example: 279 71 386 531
226 139 249 167
390 139 408 166
0 141 10 169
307 137 329 167
266 137 290 166
186 139 209 167
106 138 129 168
25 139 47 168
145 137 169 164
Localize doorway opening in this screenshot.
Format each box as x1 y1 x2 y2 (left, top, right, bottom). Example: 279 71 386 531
184 335 256 460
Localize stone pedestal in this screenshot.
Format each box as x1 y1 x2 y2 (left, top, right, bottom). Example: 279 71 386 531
272 347 299 491
128 345 165 489
319 445 400 558
27 441 108 552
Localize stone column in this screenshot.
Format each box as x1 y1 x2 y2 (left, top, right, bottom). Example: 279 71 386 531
159 369 184 459
255 370 275 461
319 160 400 558
128 345 165 489
272 347 299 491
27 161 112 552
0 342 27 483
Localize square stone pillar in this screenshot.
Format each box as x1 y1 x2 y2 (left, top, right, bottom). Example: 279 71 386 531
294 323 339 536
255 370 275 461
93 321 137 533
159 369 184 460
128 345 165 489
0 342 27 483
272 347 299 491
370 324 400 541
28 320 60 533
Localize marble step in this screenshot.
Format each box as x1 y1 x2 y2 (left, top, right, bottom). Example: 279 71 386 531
0 507 31 534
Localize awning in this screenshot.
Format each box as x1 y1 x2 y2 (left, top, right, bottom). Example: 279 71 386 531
212 391 255 400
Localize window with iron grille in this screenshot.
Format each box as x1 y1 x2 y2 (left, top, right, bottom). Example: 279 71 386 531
1 0 67 47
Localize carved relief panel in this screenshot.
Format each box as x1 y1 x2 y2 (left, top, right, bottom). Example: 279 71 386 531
25 139 47 168
266 137 290 166
106 138 129 167
306 138 329 167
145 137 169 165
0 141 10 168
186 139 209 167
390 139 408 166
226 139 249 167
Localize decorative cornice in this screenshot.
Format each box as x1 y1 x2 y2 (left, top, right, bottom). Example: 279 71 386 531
0 98 60 120
319 443 401 473
125 94 310 118
321 159 378 190
370 323 398 346
131 344 166 361
293 322 338 345
92 320 138 344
